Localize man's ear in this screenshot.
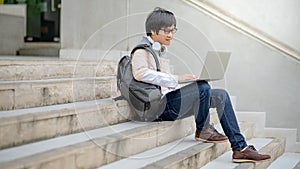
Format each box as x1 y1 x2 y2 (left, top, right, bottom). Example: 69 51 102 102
151 30 158 35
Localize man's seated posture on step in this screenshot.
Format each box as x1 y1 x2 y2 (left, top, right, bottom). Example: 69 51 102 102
131 7 271 163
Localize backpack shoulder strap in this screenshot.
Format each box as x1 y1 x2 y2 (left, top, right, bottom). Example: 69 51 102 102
113 95 124 101
130 44 161 72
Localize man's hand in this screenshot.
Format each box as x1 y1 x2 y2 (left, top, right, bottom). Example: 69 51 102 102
178 74 198 83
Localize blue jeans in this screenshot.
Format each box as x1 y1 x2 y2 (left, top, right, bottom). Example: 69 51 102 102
158 80 247 151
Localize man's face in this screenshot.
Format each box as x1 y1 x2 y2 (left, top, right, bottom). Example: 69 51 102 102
151 25 177 46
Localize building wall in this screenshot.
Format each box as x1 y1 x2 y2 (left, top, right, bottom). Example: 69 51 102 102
61 0 128 50
0 5 25 55
60 0 300 140
203 0 300 51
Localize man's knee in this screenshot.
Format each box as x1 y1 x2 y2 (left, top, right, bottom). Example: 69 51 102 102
211 89 230 102
212 89 229 98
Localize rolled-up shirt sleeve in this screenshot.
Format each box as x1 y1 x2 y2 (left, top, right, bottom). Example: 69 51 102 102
131 49 178 88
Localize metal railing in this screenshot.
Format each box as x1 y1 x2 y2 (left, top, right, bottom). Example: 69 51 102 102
184 0 300 62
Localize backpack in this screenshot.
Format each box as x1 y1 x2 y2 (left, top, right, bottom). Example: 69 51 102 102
116 44 164 121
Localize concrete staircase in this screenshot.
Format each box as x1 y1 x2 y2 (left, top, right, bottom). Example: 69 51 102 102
0 56 298 169
17 43 60 57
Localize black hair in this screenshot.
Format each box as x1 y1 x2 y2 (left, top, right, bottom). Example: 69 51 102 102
145 7 176 36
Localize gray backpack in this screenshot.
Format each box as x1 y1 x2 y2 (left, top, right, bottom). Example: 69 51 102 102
116 44 164 121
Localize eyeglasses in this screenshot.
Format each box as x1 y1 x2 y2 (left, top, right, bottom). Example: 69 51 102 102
160 27 178 34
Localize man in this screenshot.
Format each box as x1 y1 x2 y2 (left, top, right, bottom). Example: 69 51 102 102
131 7 270 163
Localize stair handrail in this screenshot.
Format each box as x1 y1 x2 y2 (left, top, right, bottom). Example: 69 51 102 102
184 0 300 62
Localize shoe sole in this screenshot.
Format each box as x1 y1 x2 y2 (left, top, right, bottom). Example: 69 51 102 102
195 137 228 143
232 158 271 163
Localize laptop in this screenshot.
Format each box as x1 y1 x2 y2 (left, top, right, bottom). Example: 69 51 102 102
180 51 231 83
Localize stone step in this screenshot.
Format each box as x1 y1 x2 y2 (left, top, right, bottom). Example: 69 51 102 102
236 111 266 137
98 135 225 169
200 137 285 169
236 111 300 152
266 152 300 169
0 93 222 150
0 98 130 149
0 117 195 169
0 75 237 111
17 48 60 57
294 162 300 169
0 58 118 81
0 59 118 81
97 122 254 169
0 76 118 110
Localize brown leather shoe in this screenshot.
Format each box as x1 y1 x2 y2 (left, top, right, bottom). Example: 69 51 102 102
195 124 228 143
232 145 271 163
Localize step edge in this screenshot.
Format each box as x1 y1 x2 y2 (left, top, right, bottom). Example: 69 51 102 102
233 137 286 169
143 121 253 169
99 121 252 169
0 76 116 85
0 121 155 163
0 117 194 166
0 98 117 124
